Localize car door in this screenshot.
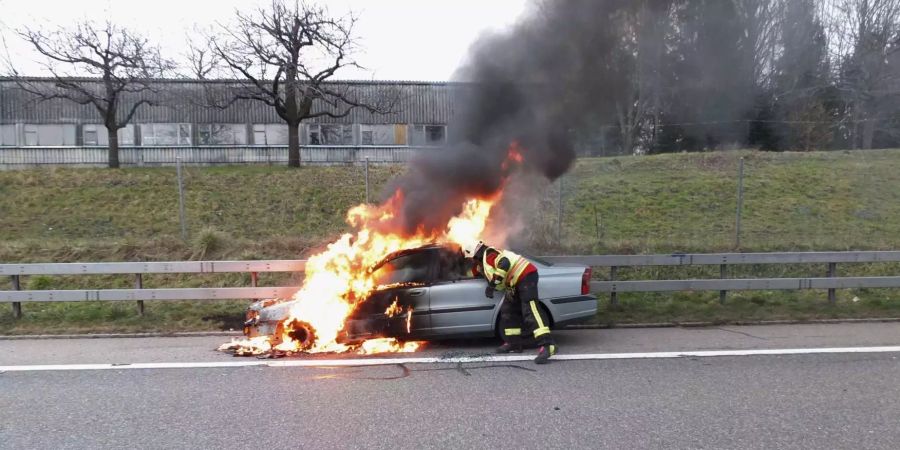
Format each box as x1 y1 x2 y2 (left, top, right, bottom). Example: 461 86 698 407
349 250 435 340
427 249 499 337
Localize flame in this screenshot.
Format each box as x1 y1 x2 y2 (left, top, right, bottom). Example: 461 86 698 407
385 298 402 317
221 143 525 356
217 336 272 356
501 141 524 172
357 338 422 355
446 196 497 249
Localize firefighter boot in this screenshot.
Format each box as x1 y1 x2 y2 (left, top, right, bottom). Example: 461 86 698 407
496 342 523 354
534 344 557 364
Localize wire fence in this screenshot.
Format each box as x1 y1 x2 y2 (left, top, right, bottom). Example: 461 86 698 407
2 147 898 257
528 149 900 255
0 145 436 169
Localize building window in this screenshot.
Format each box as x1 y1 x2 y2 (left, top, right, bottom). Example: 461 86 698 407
198 124 247 145
141 123 191 146
411 124 447 146
83 125 135 146
253 124 267 145
24 125 38 146
360 124 398 145
252 124 288 145
425 125 446 145
83 125 99 146
308 124 353 145
22 124 77 146
0 124 14 146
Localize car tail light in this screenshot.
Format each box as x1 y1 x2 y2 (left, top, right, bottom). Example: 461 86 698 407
581 268 592 295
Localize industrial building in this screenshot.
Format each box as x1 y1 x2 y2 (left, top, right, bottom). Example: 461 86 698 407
0 78 459 166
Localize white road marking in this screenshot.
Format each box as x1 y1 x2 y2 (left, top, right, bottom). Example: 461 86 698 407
2 346 900 372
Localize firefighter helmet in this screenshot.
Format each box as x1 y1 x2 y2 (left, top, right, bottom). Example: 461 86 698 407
461 240 486 258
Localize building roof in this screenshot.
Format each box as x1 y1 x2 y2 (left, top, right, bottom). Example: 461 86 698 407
0 77 465 125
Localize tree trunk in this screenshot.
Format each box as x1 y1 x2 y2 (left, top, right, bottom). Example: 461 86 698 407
107 127 120 169
288 123 301 167
616 102 635 156
862 117 876 150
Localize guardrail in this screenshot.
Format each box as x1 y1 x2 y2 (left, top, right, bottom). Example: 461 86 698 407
3 251 900 318
542 251 900 306
0 260 305 318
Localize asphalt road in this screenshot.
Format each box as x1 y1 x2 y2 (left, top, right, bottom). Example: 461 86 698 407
3 323 900 449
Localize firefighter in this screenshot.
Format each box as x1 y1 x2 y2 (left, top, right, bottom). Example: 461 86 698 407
462 240 557 364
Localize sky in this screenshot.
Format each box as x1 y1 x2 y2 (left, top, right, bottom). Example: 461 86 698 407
0 0 531 81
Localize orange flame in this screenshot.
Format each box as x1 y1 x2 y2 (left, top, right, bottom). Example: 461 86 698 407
385 298 402 317
501 141 524 172
357 338 422 355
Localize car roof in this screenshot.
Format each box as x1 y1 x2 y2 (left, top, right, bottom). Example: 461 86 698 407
370 243 454 272
369 243 556 272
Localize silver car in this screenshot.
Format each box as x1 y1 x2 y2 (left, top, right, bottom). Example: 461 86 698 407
244 244 597 345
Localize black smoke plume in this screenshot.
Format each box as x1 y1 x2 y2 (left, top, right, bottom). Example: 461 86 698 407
386 0 635 235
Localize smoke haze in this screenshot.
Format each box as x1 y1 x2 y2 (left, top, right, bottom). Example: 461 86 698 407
388 0 635 236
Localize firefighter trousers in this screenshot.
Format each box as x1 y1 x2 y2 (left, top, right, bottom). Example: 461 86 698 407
499 271 554 347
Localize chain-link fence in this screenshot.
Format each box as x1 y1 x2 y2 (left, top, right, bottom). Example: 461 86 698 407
528 150 900 255
2 149 898 260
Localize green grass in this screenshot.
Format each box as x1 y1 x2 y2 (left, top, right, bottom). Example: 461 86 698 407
2 149 900 333
559 149 900 253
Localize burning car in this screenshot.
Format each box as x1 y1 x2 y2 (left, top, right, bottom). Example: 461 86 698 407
242 244 597 350
218 144 587 356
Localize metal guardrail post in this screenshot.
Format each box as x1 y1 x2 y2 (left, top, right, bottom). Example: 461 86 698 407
11 275 22 319
719 264 727 304
609 266 618 306
735 157 745 249
827 263 837 304
250 271 259 302
135 273 144 316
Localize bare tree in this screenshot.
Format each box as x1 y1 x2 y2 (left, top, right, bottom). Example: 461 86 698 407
7 21 172 168
184 27 221 80
825 0 900 149
201 0 396 167
733 0 783 90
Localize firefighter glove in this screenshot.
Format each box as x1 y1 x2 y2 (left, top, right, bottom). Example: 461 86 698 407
485 284 495 299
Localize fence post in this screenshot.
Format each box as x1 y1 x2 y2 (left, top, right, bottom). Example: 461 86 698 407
827 262 837 304
734 157 745 249
176 157 188 241
11 275 22 319
250 272 259 303
365 157 370 204
609 266 618 306
557 176 563 246
719 264 727 304
135 273 144 316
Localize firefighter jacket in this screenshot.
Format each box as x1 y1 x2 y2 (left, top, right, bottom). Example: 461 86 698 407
478 248 536 292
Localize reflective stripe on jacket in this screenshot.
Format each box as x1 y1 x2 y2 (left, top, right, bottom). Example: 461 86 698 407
483 249 535 291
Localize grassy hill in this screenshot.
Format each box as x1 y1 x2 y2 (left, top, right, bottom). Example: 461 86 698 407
2 149 900 333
